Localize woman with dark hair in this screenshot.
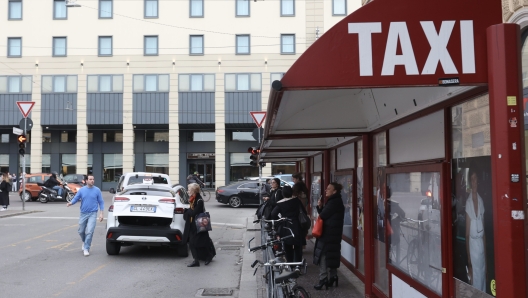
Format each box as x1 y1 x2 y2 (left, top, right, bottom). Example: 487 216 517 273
313 182 345 290
0 173 12 211
271 185 305 262
292 173 309 209
270 178 283 205
293 182 310 248
465 168 486 291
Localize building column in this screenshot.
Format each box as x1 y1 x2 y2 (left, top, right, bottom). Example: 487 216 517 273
76 75 88 176
261 72 272 177
362 134 374 297
487 23 527 297
122 73 134 173
30 74 42 174
215 72 226 188
169 73 179 183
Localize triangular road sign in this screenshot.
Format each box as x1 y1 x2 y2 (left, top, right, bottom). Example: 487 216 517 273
17 101 35 118
250 111 267 128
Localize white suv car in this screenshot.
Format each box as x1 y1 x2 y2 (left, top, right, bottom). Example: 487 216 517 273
105 184 190 256
111 172 171 194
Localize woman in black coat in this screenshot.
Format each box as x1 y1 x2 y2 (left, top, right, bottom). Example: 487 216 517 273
269 178 283 205
184 183 216 267
313 182 345 290
0 173 12 211
271 186 305 263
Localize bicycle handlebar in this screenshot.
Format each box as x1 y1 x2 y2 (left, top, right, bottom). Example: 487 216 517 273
253 217 292 224
403 217 429 223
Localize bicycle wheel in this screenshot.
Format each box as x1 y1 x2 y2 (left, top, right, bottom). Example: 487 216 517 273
201 189 211 202
292 286 310 298
407 239 420 279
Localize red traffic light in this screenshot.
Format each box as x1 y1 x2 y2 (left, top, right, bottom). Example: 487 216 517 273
17 135 27 143
247 147 260 155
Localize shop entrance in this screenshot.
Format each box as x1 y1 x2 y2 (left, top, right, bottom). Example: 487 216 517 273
188 161 215 189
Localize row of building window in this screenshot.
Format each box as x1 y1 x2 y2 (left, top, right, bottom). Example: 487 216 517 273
0 73 284 94
6 34 295 57
7 0 347 20
3 131 255 144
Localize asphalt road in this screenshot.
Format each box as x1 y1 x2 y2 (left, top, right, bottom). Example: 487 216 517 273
0 191 257 298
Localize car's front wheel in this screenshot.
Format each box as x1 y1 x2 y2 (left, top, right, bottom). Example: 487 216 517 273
106 241 121 255
229 196 242 208
177 243 189 257
21 191 31 202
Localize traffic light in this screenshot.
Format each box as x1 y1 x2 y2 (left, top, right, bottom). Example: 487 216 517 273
18 134 27 156
248 147 260 167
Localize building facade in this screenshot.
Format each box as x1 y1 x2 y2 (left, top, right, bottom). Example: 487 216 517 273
0 0 360 189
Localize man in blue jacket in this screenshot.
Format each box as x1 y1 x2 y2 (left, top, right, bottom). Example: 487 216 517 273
66 174 104 256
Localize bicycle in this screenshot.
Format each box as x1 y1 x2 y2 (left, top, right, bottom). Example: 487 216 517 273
199 184 211 202
248 219 310 298
389 217 442 294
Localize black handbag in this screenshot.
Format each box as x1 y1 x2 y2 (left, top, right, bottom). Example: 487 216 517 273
298 206 311 230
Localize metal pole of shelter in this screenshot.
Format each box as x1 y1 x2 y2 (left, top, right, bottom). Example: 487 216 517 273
258 128 262 204
22 117 26 211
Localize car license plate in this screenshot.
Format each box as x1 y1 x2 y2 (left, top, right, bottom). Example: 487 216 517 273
130 206 156 213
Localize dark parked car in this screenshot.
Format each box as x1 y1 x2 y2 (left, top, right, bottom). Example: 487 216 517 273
216 180 264 208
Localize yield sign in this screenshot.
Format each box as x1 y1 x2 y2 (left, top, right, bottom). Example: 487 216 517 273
249 111 267 128
17 101 35 118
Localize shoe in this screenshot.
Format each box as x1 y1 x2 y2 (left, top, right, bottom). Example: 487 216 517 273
83 249 90 256
314 277 328 290
205 258 212 265
0 208 6 212
328 275 339 287
187 260 200 267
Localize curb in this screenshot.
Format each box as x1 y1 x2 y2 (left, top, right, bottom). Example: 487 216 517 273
0 210 42 219
239 216 259 298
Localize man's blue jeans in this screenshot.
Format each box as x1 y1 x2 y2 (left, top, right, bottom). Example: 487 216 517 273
53 186 62 196
79 212 97 251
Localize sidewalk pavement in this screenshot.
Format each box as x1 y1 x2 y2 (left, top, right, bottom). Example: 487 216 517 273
240 217 365 298
0 208 40 219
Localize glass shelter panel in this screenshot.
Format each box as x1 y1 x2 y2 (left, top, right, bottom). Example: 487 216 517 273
373 132 388 295
387 172 443 295
357 139 365 274
451 95 495 296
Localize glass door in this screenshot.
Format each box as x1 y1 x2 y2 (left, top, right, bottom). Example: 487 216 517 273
188 161 215 188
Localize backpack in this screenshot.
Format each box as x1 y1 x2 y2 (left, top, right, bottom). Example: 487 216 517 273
256 201 272 220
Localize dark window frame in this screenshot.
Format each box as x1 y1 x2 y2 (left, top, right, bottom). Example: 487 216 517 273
8 0 22 20
52 36 67 57
7 37 22 57
236 34 250 55
53 0 67 20
280 34 296 54
144 35 159 56
98 36 113 56
99 0 113 19
144 0 159 18
189 35 204 55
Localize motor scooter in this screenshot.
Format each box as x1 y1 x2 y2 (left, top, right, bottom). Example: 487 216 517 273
38 182 74 203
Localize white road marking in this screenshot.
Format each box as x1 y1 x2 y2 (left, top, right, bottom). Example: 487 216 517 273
16 216 81 219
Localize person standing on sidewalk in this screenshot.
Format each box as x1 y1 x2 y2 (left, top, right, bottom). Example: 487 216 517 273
66 174 104 256
0 173 12 211
313 182 345 290
11 173 17 192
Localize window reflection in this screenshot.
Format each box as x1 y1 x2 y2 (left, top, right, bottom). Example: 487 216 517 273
388 172 442 295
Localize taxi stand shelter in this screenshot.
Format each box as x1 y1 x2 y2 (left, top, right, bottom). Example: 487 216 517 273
259 0 527 297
